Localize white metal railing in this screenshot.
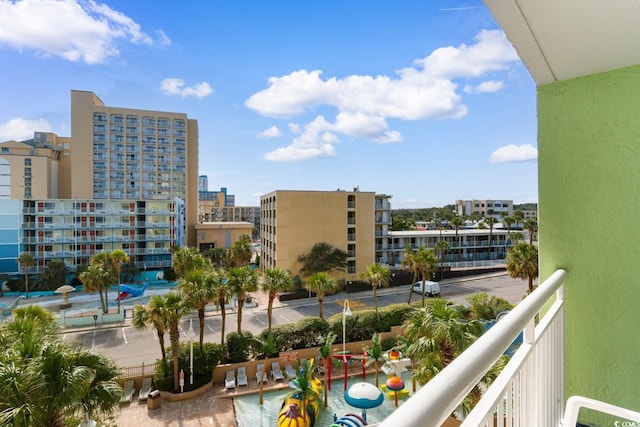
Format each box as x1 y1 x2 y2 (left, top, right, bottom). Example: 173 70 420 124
379 269 567 427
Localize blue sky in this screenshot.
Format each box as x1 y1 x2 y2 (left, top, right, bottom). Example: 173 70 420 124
0 0 538 208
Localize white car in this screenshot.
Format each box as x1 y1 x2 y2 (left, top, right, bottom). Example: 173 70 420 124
412 280 441 297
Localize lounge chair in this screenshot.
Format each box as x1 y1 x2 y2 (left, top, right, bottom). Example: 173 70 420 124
284 363 297 379
256 363 268 383
271 362 284 381
225 369 236 389
120 379 135 403
138 377 153 401
237 366 248 386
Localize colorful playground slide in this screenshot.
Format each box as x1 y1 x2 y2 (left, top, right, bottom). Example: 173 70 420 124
277 359 323 427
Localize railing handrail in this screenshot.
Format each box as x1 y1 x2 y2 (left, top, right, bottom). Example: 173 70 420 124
380 268 568 427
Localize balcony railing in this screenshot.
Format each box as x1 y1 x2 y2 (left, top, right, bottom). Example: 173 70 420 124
379 269 567 427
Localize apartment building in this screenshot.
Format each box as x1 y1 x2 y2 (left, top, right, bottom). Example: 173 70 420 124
260 189 391 283
0 90 198 274
455 199 513 217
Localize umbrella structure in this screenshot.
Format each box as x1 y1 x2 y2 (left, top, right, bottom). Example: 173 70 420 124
54 285 76 306
343 382 384 423
385 376 405 407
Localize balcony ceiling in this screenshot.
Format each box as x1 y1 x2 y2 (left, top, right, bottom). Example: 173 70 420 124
484 0 640 85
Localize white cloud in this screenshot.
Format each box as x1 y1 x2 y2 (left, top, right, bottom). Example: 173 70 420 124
0 0 168 64
246 29 519 161
463 80 505 94
0 117 52 141
264 116 338 162
490 144 538 164
160 78 213 99
257 126 281 139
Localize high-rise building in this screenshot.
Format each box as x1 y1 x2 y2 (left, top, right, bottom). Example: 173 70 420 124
198 175 208 192
455 199 513 218
0 90 199 274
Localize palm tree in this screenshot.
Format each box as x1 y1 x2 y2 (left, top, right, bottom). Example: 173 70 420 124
172 247 207 278
305 272 337 319
255 331 279 405
178 269 215 351
484 215 499 261
451 216 464 261
503 216 515 248
38 259 67 291
162 291 189 392
434 240 450 280
524 218 538 245
359 263 391 320
401 247 419 305
80 264 112 313
203 247 229 268
88 252 114 311
211 268 231 347
132 295 169 362
506 243 539 293
227 266 258 333
0 305 122 426
230 234 253 266
364 332 386 387
319 331 336 407
297 242 348 277
404 299 483 384
17 252 35 299
262 267 292 331
415 247 439 307
109 249 129 314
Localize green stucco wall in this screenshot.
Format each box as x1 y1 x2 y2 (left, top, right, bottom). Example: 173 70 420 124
538 64 640 410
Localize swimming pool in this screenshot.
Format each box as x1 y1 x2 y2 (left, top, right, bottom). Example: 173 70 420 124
234 372 416 426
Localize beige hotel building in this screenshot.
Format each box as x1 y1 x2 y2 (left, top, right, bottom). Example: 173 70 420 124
260 189 392 284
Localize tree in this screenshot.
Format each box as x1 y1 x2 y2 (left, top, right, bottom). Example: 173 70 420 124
262 268 292 331
305 272 337 319
503 216 515 248
415 247 439 307
87 252 114 311
162 291 189 392
506 243 539 294
39 259 67 291
254 331 279 405
227 266 258 333
359 263 391 320
0 305 121 426
364 332 386 387
404 299 483 384
434 240 450 280
132 295 169 362
229 234 253 266
120 261 139 284
524 218 538 245
172 247 207 278
401 247 420 305
319 331 336 407
297 242 348 277
202 247 229 268
451 216 464 261
211 268 231 348
80 263 113 313
178 269 216 351
109 249 129 314
17 252 34 299
484 215 499 261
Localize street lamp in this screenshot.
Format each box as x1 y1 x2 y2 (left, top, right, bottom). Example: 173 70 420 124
342 299 352 390
186 318 196 385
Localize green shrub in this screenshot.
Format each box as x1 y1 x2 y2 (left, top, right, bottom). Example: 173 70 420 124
226 330 254 363
466 293 513 320
381 337 400 351
262 316 328 351
163 268 177 282
154 342 223 392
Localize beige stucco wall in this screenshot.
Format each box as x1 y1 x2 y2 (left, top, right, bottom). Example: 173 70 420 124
195 222 253 250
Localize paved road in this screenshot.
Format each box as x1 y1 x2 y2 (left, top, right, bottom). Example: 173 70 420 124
62 272 531 366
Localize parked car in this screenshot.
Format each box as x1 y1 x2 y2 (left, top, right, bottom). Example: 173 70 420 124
412 280 441 297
